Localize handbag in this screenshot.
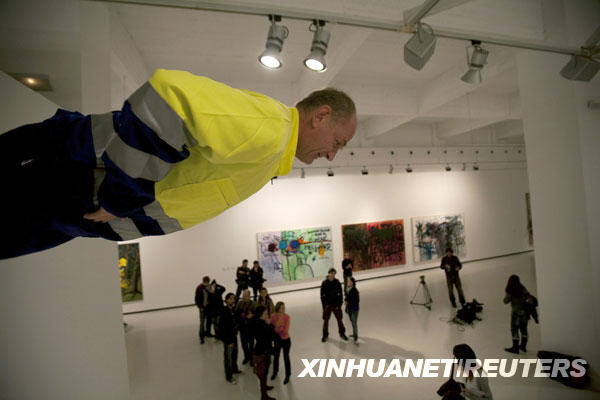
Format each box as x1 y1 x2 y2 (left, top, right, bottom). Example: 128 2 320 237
437 364 462 397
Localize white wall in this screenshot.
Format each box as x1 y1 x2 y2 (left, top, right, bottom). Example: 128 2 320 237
0 72 129 400
122 166 531 313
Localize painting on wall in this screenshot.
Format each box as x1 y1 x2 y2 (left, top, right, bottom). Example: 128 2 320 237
118 243 143 302
341 219 406 270
412 214 466 263
257 226 333 283
526 192 534 245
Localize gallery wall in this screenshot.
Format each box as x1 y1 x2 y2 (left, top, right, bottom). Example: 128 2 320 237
122 166 531 313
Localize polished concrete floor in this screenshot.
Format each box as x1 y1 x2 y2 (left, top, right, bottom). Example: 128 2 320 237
124 253 596 400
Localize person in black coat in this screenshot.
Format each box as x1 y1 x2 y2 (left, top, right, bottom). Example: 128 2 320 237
206 279 226 338
220 293 241 384
249 260 266 301
440 248 466 308
194 275 211 343
320 268 348 342
235 259 251 301
344 277 360 342
251 306 276 400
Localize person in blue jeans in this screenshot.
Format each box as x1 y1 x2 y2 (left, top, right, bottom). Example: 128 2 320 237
345 277 360 342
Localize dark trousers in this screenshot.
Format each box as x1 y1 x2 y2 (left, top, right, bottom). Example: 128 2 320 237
224 342 239 380
347 310 359 339
272 337 291 378
253 353 271 399
198 308 208 339
0 111 117 259
322 305 345 336
251 285 261 301
446 277 466 306
235 283 248 301
240 326 253 362
511 312 529 341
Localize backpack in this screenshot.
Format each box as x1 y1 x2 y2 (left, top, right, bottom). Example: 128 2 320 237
456 299 483 324
525 293 539 323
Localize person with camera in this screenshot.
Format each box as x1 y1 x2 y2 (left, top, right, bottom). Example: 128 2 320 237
503 274 537 354
440 248 466 308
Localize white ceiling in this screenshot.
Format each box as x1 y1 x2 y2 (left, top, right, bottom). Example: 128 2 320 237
1 0 561 156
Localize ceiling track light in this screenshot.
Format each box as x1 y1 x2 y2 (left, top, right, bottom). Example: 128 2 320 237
473 163 480 171
388 164 394 174
301 168 306 178
327 168 334 177
406 164 413 173
445 164 452 172
361 165 369 175
560 26 600 82
303 20 330 72
404 22 436 70
258 15 288 70
461 40 489 84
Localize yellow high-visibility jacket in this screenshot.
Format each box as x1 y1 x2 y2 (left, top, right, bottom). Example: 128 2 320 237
94 69 299 238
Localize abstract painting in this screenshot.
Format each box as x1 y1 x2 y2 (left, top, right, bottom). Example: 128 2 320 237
257 226 333 283
342 219 406 270
118 243 143 302
412 214 466 263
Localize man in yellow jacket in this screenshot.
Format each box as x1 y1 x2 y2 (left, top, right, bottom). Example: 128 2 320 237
1 69 356 259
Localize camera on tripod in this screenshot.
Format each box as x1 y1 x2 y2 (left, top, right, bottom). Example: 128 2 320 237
419 275 426 283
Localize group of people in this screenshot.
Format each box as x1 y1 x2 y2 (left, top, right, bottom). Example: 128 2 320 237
194 252 536 400
194 260 291 400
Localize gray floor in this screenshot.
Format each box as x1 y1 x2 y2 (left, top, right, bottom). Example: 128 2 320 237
124 253 596 399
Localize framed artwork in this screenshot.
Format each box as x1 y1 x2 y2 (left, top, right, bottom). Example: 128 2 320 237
118 243 143 302
412 214 466 263
342 219 406 270
257 226 333 283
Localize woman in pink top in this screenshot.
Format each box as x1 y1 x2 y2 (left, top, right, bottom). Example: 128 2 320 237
270 301 291 384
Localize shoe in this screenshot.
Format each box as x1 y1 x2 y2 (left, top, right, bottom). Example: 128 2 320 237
520 338 528 352
283 376 290 385
262 395 276 400
242 358 249 365
505 340 520 354
266 385 274 391
205 333 214 337
353 336 358 342
451 303 457 308
270 373 277 380
340 333 348 341
227 377 237 385
200 338 205 344
233 369 242 374
321 336 328 343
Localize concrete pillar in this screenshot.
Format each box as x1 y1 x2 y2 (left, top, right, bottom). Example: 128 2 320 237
516 0 600 369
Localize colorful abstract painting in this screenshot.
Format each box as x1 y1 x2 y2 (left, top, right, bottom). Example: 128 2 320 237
342 219 406 270
257 226 333 283
412 214 466 263
118 243 143 302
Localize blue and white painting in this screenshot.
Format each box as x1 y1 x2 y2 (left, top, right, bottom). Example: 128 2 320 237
412 214 466 263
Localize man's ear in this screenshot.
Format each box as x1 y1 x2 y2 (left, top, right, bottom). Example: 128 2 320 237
312 105 332 126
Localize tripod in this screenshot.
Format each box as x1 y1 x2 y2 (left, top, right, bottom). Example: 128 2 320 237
410 275 433 310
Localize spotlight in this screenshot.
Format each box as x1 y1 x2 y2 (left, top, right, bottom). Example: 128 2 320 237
303 20 330 72
461 40 489 84
327 168 334 177
404 23 436 70
445 164 452 172
406 164 413 173
560 55 600 82
388 164 394 174
473 163 479 171
9 73 53 91
361 166 368 175
258 16 288 69
301 168 306 178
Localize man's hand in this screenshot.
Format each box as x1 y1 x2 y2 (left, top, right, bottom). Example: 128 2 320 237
84 207 117 223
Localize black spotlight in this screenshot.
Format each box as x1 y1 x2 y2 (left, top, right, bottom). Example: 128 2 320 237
473 164 479 171
327 168 334 177
406 164 413 173
445 164 452 172
361 166 368 175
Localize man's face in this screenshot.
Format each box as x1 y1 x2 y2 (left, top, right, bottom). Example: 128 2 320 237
242 290 250 301
226 295 236 307
242 260 248 267
328 272 335 281
446 251 452 257
296 106 357 164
